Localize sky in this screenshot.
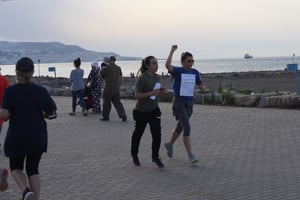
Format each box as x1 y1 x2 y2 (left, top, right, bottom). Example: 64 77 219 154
1 0 300 59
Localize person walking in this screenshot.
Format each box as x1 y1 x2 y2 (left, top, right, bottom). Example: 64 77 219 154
100 56 127 121
87 61 102 113
0 57 57 200
164 45 205 164
69 57 88 116
0 67 10 192
100 57 110 70
130 56 165 168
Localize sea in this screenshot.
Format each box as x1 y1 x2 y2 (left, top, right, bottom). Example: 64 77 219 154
0 56 299 78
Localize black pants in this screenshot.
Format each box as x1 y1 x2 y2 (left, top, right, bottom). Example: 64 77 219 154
102 93 126 119
9 154 42 177
131 108 161 160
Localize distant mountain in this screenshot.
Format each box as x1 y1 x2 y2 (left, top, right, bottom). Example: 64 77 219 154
0 41 140 64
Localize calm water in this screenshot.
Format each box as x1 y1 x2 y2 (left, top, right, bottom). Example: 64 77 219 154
0 56 298 78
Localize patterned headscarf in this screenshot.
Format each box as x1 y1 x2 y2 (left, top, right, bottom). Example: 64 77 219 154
91 61 99 69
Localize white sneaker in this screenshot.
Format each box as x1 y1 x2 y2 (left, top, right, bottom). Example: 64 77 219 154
23 188 35 200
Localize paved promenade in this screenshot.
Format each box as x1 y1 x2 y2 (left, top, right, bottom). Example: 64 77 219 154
1 96 300 200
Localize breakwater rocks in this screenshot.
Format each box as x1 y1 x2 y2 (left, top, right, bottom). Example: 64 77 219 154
194 91 300 108
5 70 300 108
257 93 300 108
45 85 300 109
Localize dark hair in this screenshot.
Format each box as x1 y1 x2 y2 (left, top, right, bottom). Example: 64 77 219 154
16 57 34 72
110 56 116 62
15 57 34 83
137 56 155 77
73 57 81 68
181 51 193 62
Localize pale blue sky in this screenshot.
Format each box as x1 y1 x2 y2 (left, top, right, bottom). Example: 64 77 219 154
1 0 300 59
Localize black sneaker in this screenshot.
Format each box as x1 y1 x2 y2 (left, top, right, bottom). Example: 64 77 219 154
121 115 127 122
152 158 165 169
23 187 34 200
132 155 141 166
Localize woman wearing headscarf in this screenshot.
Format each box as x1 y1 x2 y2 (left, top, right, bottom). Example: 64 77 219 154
87 61 102 113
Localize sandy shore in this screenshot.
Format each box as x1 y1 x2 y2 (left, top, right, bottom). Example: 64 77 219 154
5 70 298 93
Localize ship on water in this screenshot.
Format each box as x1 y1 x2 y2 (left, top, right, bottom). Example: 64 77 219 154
244 53 253 59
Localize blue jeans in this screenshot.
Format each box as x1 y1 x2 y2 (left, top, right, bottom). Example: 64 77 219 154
72 89 86 112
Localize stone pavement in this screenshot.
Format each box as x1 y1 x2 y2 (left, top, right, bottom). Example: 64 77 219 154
1 96 300 200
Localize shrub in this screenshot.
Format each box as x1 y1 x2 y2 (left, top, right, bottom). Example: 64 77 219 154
221 91 235 106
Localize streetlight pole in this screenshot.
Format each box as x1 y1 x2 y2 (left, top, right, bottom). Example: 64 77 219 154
292 54 295 64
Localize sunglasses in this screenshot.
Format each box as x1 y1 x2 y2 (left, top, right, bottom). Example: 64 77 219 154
186 59 194 63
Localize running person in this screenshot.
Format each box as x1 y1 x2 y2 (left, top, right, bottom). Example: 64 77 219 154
0 57 57 200
164 45 205 164
131 56 165 168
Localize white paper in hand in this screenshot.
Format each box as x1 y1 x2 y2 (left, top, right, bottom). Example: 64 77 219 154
150 83 161 100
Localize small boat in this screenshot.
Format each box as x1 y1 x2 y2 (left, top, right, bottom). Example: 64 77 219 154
244 53 253 59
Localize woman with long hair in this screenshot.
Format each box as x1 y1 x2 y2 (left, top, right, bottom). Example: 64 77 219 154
131 56 165 168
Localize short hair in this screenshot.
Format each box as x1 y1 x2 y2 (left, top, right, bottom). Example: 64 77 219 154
181 52 193 62
110 56 116 62
16 57 34 72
